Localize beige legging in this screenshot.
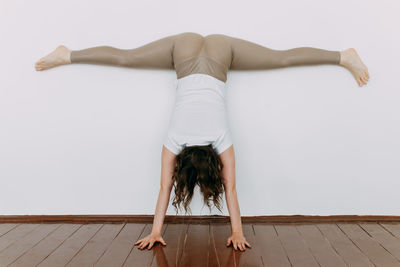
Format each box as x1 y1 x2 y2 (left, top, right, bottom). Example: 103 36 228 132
70 32 340 83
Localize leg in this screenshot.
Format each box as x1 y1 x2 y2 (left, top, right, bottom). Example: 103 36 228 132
222 34 369 86
224 35 340 70
69 34 178 69
35 33 180 71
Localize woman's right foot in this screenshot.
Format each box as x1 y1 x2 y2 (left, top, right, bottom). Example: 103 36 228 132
35 45 71 71
339 48 369 87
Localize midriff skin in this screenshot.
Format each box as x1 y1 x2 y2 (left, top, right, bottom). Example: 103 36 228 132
34 32 370 251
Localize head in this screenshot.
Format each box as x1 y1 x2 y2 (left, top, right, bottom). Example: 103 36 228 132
171 144 224 215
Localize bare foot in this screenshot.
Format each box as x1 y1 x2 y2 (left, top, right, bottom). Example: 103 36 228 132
35 45 71 71
339 48 369 87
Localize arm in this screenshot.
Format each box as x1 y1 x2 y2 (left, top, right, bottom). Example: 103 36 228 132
151 146 176 234
219 145 251 251
221 34 341 70
135 145 176 249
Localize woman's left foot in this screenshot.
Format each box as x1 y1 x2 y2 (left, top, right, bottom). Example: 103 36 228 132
339 48 369 87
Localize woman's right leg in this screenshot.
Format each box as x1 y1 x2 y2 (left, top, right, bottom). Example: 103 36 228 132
35 33 181 71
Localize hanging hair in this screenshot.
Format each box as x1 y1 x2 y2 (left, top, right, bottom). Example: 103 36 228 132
171 144 224 215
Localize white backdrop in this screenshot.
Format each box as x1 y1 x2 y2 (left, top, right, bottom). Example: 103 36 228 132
1 0 399 216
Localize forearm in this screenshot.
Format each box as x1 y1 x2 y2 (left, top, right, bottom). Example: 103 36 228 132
151 186 172 235
225 187 243 234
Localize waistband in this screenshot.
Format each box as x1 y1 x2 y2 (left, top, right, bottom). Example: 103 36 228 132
176 73 226 90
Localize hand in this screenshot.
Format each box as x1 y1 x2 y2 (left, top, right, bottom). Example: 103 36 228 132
226 232 251 251
134 232 167 250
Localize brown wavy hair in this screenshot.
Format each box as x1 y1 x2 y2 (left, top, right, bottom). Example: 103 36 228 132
171 144 224 215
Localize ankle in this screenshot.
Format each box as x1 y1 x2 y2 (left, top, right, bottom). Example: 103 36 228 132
339 50 346 66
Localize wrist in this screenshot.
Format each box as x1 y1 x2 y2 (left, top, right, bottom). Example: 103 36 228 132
151 229 162 236
232 230 243 235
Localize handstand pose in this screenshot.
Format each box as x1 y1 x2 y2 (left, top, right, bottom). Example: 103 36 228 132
35 32 369 251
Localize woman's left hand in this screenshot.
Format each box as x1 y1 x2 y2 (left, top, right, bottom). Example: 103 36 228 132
226 232 252 251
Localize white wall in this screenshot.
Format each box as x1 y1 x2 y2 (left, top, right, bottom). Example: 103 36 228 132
1 0 399 216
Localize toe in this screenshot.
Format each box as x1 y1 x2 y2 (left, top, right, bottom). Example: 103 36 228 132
362 76 367 85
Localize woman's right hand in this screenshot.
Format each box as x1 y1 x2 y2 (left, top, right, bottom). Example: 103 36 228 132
134 232 167 250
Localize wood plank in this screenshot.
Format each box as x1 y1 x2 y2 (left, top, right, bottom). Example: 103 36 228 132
151 224 187 267
0 224 19 237
65 223 124 266
317 223 373 267
296 224 347 267
253 224 290 267
0 224 39 252
359 223 400 262
95 223 146 267
179 223 209 267
209 223 235 267
123 223 167 267
0 224 60 266
381 223 400 238
275 224 319 267
338 223 400 266
37 224 102 267
9 224 81 267
233 224 263 267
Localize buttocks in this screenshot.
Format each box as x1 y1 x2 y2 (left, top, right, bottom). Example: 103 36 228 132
172 33 233 83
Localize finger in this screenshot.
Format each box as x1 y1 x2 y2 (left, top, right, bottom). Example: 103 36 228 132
233 242 238 250
245 241 252 248
239 243 244 251
148 241 154 249
160 238 167 246
139 241 148 249
134 239 143 245
138 240 145 249
226 238 231 246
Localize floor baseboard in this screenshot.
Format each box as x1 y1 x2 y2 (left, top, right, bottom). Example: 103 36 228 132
1 214 399 224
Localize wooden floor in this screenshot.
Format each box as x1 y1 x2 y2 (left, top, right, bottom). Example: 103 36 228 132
0 222 400 266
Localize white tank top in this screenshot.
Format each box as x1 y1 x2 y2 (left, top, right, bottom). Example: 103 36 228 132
163 73 232 155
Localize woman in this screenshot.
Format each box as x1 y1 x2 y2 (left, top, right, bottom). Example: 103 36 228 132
35 32 369 251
